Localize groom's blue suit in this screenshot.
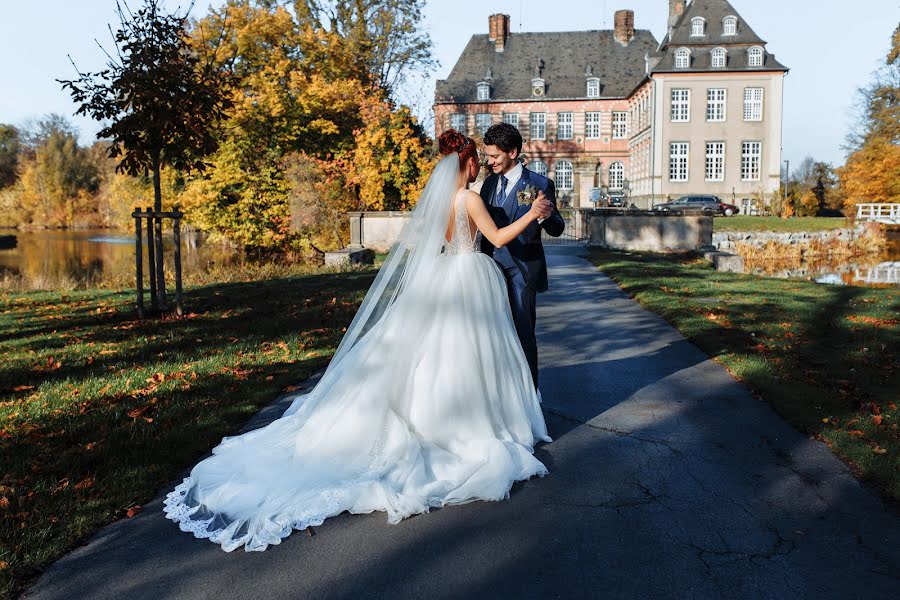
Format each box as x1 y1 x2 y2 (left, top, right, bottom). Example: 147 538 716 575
479 166 565 388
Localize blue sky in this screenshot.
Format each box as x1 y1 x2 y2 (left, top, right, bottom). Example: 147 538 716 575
1 1 897 168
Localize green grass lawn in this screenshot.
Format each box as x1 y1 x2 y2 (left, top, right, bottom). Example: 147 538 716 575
589 250 899 501
715 216 851 232
0 268 375 597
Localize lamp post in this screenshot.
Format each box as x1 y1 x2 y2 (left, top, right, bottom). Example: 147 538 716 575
783 159 789 208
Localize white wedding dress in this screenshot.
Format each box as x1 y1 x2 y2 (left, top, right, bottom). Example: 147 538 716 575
164 156 550 552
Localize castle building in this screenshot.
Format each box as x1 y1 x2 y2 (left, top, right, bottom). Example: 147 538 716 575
434 0 789 211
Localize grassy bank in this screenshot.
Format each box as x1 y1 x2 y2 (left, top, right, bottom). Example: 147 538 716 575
589 250 899 501
0 268 375 597
715 216 850 232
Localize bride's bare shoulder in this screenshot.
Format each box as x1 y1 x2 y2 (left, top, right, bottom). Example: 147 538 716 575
462 189 483 204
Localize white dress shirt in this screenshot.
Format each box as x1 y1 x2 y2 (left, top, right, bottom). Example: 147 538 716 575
496 162 523 205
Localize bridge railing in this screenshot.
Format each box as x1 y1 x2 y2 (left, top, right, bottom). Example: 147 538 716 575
856 203 900 223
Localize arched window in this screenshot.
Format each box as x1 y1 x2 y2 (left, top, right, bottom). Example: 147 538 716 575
711 47 726 68
723 16 737 36
608 162 624 190
555 160 573 190
691 17 705 37
748 46 764 67
476 82 490 101
675 48 691 69
528 160 547 177
586 77 600 98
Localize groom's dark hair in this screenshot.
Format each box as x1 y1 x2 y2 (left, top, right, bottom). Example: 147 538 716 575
483 123 522 156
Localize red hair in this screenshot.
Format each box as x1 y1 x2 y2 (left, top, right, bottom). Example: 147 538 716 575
438 129 478 170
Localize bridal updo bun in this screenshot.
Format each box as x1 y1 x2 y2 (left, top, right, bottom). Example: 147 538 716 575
438 129 478 169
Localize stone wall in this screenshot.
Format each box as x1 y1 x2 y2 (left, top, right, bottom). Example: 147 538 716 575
713 226 868 252
348 211 410 252
588 212 712 251
349 211 713 253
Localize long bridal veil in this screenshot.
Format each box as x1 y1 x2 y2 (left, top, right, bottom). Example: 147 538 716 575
284 152 460 415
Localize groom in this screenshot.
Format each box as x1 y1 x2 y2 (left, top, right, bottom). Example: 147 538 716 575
480 123 565 389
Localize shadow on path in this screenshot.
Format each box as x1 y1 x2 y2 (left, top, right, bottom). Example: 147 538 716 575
26 249 900 600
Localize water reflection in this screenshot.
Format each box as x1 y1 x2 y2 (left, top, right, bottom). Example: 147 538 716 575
0 229 245 287
744 232 900 288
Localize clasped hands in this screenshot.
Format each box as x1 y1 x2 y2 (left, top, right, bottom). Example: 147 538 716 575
530 191 553 220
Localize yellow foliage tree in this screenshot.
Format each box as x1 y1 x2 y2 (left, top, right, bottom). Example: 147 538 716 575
839 139 900 206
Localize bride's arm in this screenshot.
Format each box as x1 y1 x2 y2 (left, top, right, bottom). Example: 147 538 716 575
464 190 541 248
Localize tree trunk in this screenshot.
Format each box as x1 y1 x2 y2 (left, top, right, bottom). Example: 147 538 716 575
152 159 168 311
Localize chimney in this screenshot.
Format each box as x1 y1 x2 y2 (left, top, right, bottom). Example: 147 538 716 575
614 10 635 45
488 14 510 52
668 0 685 29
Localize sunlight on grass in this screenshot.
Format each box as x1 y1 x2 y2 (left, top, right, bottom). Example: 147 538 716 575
590 250 899 504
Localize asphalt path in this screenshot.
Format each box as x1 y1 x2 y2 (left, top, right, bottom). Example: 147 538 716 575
27 248 900 599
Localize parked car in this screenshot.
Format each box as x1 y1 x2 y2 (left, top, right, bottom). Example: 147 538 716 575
606 191 626 207
652 195 739 216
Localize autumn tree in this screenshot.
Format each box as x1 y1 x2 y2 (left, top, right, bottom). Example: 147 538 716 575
59 0 232 310
179 0 435 252
3 116 99 227
293 0 435 97
0 125 20 189
839 24 900 207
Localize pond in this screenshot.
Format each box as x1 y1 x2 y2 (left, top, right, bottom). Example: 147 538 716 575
0 229 246 288
1 228 898 290
742 231 900 287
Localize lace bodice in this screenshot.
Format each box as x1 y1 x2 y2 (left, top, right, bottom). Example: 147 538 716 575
446 193 478 255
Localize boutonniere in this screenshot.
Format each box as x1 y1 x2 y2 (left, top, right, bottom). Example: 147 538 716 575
517 184 538 205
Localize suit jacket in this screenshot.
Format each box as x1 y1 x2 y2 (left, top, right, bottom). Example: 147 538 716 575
479 166 565 292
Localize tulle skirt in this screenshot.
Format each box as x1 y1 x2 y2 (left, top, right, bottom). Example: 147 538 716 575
164 251 550 551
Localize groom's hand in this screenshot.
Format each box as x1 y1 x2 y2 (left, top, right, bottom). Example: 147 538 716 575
533 193 553 219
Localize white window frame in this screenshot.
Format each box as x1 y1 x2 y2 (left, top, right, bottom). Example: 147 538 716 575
502 113 519 129
529 160 547 177
675 48 691 69
476 83 490 101
669 142 689 182
723 16 737 36
475 113 492 137
612 111 627 139
691 17 705 37
608 162 624 190
705 142 725 182
742 141 762 181
555 160 574 190
449 113 466 133
671 89 690 122
743 88 763 121
585 112 601 139
706 88 727 122
711 47 726 68
748 46 764 67
586 78 600 98
557 112 574 140
530 112 546 140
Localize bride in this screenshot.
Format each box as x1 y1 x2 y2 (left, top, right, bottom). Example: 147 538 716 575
164 130 552 552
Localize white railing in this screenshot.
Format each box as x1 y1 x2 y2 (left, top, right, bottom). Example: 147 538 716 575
856 203 900 224
855 262 900 285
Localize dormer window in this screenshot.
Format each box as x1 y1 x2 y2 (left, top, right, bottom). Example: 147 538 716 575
476 82 490 101
690 17 705 37
675 48 691 69
748 46 764 67
586 77 600 98
723 16 737 36
711 48 726 68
